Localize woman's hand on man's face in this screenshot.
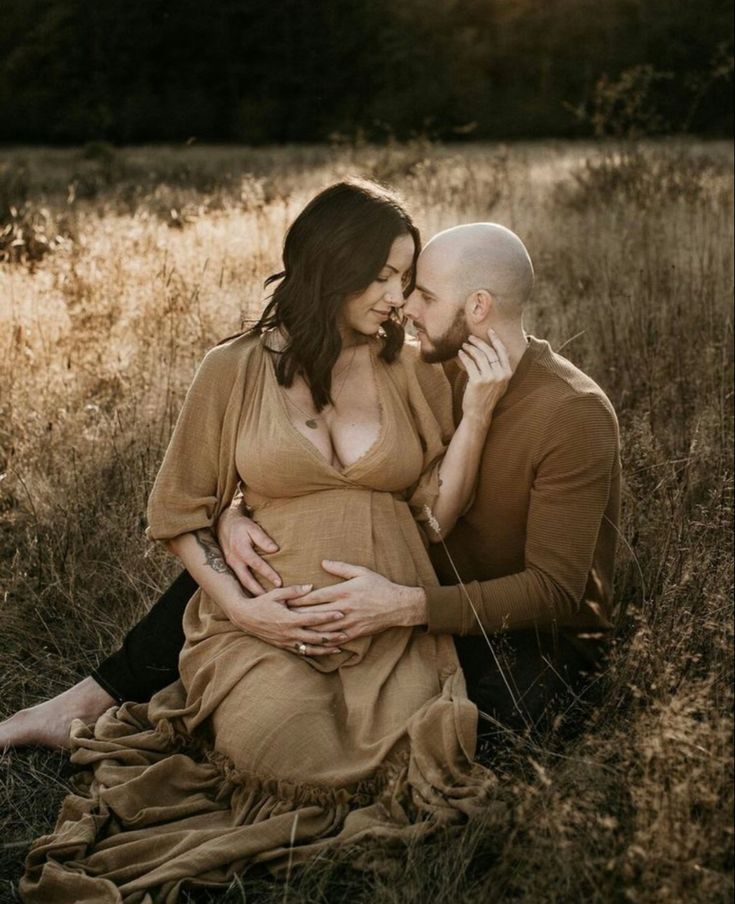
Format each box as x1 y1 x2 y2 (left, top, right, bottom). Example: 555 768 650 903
216 506 282 595
459 329 512 427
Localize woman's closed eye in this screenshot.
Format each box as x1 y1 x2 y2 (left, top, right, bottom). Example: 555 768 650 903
377 269 412 286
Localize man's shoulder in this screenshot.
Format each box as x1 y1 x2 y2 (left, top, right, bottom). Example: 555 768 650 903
528 338 617 421
517 340 619 458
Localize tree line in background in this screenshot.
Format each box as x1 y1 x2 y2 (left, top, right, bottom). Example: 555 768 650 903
1 0 732 144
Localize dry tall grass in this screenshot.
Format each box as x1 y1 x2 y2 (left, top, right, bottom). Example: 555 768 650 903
0 139 732 903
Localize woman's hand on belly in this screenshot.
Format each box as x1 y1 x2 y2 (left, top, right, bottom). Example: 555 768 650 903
171 530 347 658
223 584 349 657
294 561 428 641
216 504 282 595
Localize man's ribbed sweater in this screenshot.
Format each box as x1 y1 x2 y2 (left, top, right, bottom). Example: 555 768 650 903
427 336 621 664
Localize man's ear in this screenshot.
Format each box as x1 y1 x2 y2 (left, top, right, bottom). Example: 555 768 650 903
466 289 493 325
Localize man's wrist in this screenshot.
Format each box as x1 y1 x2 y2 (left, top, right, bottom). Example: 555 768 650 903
399 584 427 627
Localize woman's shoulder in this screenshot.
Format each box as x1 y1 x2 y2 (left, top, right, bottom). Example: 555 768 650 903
395 333 423 362
206 330 262 359
392 335 450 393
199 331 264 371
381 336 452 433
189 332 264 397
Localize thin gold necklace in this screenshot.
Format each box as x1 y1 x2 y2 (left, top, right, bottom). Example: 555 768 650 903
284 345 359 429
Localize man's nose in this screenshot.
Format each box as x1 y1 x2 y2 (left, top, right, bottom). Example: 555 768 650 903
402 289 418 319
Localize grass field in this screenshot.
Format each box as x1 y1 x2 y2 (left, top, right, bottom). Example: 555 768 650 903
0 139 733 902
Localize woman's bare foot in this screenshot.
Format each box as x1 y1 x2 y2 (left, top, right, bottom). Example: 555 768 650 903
0 677 116 751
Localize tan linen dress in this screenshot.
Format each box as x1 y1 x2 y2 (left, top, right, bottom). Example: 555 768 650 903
21 334 494 904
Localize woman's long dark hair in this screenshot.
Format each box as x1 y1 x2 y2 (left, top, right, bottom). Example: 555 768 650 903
249 178 420 411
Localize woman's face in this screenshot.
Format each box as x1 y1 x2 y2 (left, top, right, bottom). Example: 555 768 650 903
338 234 416 339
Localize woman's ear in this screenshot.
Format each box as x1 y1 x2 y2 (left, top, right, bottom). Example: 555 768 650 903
466 289 493 324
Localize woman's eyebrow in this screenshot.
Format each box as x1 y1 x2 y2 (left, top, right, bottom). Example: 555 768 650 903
384 264 414 278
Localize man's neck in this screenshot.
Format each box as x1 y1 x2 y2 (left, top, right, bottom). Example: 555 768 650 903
471 322 529 372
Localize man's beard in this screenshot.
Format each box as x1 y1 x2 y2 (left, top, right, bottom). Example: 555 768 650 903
419 307 470 364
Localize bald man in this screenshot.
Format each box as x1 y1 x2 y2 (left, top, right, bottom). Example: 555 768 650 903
288 224 621 744
1 223 620 752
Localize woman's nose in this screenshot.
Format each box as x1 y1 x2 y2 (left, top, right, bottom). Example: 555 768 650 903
384 287 405 307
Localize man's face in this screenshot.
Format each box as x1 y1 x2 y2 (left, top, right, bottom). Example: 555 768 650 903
403 250 469 363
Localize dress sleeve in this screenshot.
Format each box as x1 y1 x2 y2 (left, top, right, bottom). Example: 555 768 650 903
146 345 239 542
398 345 456 525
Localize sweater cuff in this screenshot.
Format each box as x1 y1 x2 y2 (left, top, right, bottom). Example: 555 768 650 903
425 584 466 635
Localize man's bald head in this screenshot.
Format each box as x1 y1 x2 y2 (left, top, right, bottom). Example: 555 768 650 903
406 222 534 364
421 223 534 322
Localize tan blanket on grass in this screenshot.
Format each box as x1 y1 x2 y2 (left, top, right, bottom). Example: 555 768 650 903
21 334 494 903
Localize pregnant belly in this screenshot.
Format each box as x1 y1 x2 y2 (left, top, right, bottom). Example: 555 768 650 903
246 487 437 593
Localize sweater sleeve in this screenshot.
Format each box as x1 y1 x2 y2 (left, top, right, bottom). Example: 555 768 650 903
399 347 455 524
146 344 239 543
424 393 620 634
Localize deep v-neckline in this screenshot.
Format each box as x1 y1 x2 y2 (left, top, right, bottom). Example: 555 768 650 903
266 340 386 478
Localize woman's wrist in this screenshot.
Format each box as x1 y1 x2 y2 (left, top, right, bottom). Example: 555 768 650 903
460 410 493 431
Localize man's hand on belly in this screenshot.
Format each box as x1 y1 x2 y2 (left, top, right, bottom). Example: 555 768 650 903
294 562 428 641
217 504 282 595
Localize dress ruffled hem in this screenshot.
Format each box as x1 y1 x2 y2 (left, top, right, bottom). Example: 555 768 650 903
21 684 495 903
152 710 414 810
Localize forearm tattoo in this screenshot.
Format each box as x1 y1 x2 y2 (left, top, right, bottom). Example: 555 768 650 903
194 529 249 597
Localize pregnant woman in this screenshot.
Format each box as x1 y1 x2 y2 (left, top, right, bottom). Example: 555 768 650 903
21 179 509 902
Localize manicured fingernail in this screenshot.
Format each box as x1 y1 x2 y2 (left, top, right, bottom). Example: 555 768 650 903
274 578 282 587
338 633 348 641
332 611 345 619
301 584 313 591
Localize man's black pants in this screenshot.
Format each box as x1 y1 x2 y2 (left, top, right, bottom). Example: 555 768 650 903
92 571 605 747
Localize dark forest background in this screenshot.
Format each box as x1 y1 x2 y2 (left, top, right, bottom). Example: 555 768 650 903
1 0 733 145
